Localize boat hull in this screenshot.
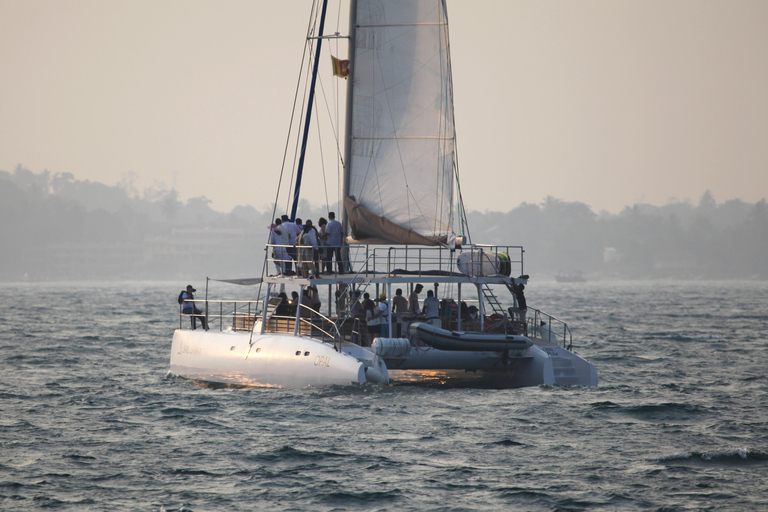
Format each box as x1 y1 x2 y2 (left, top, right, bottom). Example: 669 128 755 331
170 329 369 388
384 343 597 388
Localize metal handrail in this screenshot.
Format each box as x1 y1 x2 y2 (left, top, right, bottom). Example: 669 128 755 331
265 243 525 278
179 299 264 331
296 303 342 342
527 307 573 350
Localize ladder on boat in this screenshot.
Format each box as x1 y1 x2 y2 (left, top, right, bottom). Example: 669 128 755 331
481 284 507 316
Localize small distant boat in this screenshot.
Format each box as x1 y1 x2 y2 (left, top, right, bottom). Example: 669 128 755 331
555 271 587 283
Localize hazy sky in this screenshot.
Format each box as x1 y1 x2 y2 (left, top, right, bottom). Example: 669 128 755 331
2 0 767 213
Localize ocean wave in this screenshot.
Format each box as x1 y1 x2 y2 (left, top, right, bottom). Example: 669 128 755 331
488 439 524 447
249 445 352 463
658 448 768 466
587 401 710 421
316 488 402 505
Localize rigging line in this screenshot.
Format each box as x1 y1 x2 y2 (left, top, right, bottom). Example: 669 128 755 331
436 0 452 233
333 0 342 209
441 0 469 241
313 80 330 211
271 0 321 228
307 34 343 212
432 14 445 231
291 0 330 219
316 65 344 165
287 3 322 216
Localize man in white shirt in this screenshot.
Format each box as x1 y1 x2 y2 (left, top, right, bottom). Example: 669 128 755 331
376 293 390 337
422 290 440 327
408 284 423 314
325 211 344 274
280 215 298 274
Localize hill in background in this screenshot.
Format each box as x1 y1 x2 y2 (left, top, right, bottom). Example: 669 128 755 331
2 166 766 281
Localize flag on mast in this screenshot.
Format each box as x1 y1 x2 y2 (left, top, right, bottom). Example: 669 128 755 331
331 55 350 78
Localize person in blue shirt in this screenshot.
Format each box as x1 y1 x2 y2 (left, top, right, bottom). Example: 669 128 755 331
181 284 207 330
325 212 344 274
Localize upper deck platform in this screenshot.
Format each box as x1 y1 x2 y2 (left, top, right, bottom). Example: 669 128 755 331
264 243 526 286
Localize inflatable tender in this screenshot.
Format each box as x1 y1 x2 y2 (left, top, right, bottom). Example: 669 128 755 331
409 322 532 352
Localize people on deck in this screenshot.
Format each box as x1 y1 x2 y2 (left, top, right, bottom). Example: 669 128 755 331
376 293 390 337
408 284 423 314
363 294 378 345
269 221 285 275
288 291 299 316
422 289 440 326
297 223 317 278
510 282 527 323
280 215 298 274
325 212 344 274
392 288 408 313
181 284 207 330
349 290 364 320
348 290 365 344
317 217 329 273
275 292 291 316
299 286 316 318
307 285 321 314
304 219 321 276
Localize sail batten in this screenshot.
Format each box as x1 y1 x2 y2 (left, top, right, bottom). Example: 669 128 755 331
345 0 456 245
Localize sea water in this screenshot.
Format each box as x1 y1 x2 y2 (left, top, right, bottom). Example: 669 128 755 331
1 280 767 511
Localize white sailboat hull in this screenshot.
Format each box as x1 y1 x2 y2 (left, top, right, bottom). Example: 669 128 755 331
170 329 372 388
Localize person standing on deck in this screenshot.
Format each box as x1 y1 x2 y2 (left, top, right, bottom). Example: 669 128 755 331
393 288 408 313
408 284 423 315
181 284 207 330
510 282 528 323
269 222 285 275
297 223 317 278
422 289 440 327
375 293 390 337
305 219 321 276
325 212 344 274
317 217 329 273
392 288 409 337
364 294 378 345
280 215 297 274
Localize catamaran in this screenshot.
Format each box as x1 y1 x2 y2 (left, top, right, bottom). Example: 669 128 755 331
170 0 598 388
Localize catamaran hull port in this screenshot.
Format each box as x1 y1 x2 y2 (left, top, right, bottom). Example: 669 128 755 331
170 329 388 388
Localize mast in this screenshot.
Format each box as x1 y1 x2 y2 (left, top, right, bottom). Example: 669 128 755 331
341 0 358 234
290 0 330 221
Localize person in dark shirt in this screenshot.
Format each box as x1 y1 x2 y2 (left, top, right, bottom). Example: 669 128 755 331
275 292 291 316
510 282 527 323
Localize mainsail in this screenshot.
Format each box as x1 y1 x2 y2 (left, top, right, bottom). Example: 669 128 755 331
345 0 456 245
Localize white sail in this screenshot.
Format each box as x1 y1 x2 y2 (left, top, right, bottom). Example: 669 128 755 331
346 0 455 244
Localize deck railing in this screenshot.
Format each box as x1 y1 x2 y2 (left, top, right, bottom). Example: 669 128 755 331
178 299 263 332
266 244 525 278
177 280 574 351
527 308 573 350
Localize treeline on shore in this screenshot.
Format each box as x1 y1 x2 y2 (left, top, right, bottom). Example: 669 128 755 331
1 166 766 281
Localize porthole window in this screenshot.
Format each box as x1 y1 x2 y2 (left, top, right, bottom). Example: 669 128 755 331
295 350 301 356
255 347 261 353
304 351 310 356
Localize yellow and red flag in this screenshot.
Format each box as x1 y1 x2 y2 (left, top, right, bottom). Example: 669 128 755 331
331 56 350 79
